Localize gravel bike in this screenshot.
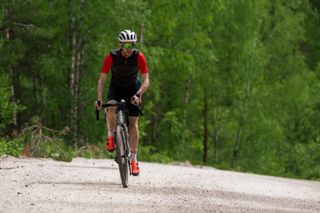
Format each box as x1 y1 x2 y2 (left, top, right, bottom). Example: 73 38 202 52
96 100 131 188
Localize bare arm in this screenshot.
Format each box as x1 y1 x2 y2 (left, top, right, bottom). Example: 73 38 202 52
97 73 108 103
136 73 149 96
131 73 149 105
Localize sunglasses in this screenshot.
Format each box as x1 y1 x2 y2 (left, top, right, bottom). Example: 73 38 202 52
122 43 135 49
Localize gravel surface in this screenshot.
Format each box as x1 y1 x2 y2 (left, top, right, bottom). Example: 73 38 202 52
1 156 320 213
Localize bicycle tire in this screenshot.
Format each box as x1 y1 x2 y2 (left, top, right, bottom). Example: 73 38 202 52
122 125 131 175
116 125 129 188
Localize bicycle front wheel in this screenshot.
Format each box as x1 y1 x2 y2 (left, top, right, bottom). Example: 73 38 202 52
116 125 129 188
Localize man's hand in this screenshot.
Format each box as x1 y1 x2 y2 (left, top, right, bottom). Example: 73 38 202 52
131 94 140 106
95 100 102 110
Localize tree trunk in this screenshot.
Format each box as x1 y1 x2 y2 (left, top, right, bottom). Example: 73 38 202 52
151 107 161 144
75 36 85 147
231 82 251 167
151 121 157 144
213 129 219 163
182 79 190 146
139 22 144 46
5 7 20 136
70 15 77 147
211 91 219 163
231 117 244 167
32 68 40 115
203 90 209 163
69 0 85 148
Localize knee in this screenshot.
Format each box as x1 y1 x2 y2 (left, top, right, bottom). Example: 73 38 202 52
106 108 116 115
106 100 117 115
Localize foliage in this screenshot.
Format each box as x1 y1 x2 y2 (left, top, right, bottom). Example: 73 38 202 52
18 120 75 162
139 145 172 164
1 0 320 180
0 74 14 132
0 137 24 157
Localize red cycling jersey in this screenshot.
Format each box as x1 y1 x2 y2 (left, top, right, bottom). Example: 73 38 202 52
101 52 148 74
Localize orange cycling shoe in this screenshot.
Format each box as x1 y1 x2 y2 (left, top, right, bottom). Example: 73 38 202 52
106 136 115 152
130 161 140 176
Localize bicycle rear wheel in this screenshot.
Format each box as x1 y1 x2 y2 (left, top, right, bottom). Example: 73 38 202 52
116 125 129 188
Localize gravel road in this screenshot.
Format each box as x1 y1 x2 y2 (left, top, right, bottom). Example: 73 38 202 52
1 156 320 212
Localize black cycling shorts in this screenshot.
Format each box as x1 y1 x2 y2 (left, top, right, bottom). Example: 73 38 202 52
107 82 140 117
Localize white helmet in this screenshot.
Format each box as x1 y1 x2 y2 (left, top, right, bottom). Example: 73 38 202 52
118 30 137 43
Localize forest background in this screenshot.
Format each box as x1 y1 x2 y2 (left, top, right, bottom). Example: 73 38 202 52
1 0 320 181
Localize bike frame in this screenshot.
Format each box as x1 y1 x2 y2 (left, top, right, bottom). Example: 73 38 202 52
96 100 131 187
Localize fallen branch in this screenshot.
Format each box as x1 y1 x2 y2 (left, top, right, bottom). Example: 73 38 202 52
14 22 39 30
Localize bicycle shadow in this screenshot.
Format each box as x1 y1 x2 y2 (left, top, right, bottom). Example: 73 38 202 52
52 164 118 170
28 180 123 190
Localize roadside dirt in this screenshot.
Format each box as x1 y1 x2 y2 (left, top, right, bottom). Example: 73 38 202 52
1 156 320 212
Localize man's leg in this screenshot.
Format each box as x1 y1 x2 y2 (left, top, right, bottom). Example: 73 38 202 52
129 116 140 175
106 100 117 152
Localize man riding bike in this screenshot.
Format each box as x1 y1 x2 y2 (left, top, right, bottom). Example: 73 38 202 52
96 30 149 176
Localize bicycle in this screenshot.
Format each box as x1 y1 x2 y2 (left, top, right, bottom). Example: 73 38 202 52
96 100 131 188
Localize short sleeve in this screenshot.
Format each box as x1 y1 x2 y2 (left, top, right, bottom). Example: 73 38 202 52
137 52 148 74
101 53 113 74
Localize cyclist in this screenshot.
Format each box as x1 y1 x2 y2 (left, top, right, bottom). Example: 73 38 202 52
96 29 149 176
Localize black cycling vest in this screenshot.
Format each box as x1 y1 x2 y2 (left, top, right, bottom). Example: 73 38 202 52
109 48 139 87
